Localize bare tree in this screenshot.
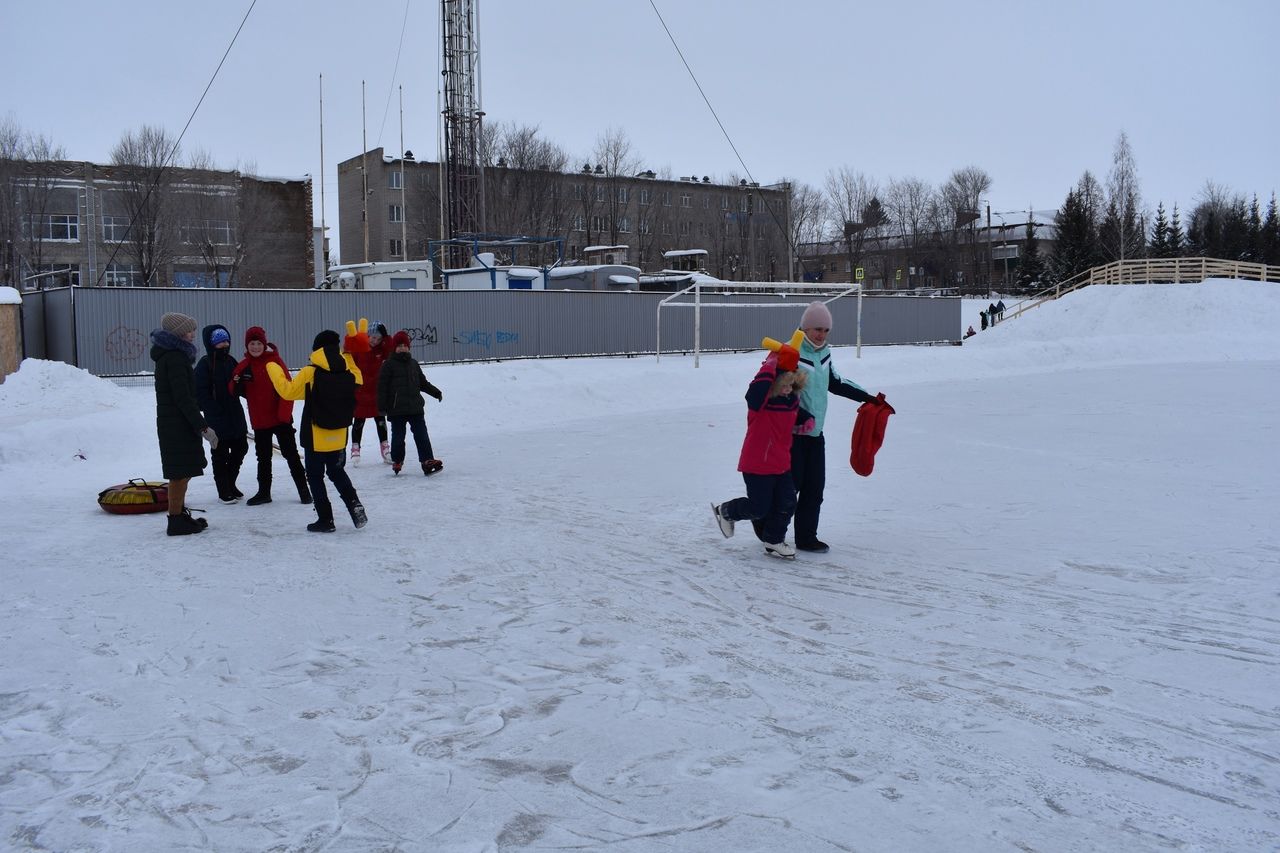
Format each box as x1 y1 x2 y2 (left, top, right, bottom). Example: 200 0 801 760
784 180 826 280
1102 131 1144 261
593 127 641 249
884 176 934 288
942 165 992 291
824 167 880 278
109 125 180 286
0 118 68 287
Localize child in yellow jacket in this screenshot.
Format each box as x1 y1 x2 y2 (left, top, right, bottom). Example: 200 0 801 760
267 327 368 532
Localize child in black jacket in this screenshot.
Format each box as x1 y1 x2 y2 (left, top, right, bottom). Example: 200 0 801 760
377 331 444 476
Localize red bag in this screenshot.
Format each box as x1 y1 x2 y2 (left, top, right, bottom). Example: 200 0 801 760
850 393 895 477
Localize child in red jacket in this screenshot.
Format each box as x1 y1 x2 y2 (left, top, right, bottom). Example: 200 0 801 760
712 344 813 559
230 326 311 505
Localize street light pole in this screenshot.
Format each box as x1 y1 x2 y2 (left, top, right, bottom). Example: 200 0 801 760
986 203 993 299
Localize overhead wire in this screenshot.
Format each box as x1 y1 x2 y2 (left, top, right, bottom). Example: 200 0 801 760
376 0 412 148
92 0 259 286
646 0 798 273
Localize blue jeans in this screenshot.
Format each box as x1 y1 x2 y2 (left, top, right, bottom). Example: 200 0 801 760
721 471 796 545
389 413 434 465
304 448 359 522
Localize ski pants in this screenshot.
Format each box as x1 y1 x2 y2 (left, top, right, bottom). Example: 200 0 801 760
211 435 249 497
790 433 826 546
389 413 434 465
304 448 359 523
352 415 387 447
721 471 796 546
253 425 308 499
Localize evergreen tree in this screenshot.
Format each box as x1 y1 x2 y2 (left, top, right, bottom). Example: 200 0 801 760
1048 184 1100 283
1245 195 1262 262
1148 202 1170 257
1169 204 1185 257
1018 219 1043 288
1261 194 1279 265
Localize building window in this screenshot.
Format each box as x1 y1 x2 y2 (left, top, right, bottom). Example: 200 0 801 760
573 184 584 200
639 220 651 235
680 193 691 208
389 171 403 189
389 204 403 223
180 219 234 245
618 216 631 233
703 195 710 209
591 215 607 233
721 195 729 210
103 263 141 287
639 188 651 206
101 215 131 242
390 238 403 257
679 221 690 236
616 186 630 203
661 191 671 207
25 213 79 241
28 263 80 289
661 222 672 236
571 215 585 232
594 185 605 202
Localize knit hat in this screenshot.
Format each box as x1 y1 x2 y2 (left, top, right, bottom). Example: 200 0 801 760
392 330 412 349
800 301 833 330
245 326 268 346
161 312 197 337
369 323 388 339
210 328 230 345
312 329 340 351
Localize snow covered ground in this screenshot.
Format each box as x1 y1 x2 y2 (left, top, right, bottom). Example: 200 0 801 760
1 280 1277 852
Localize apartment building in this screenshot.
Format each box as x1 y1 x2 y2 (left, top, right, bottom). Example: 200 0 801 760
337 148 792 281
2 159 314 289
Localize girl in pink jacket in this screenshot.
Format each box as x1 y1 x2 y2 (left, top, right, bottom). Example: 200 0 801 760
712 345 813 559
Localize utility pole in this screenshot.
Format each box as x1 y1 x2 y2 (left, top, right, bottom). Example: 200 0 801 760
361 80 369 264
986 203 993 299
399 85 407 260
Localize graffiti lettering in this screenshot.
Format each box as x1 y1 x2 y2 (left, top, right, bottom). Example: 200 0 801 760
496 330 519 344
105 325 146 362
452 329 518 349
403 325 438 345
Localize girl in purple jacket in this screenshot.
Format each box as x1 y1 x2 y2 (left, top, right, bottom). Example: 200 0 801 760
712 346 813 559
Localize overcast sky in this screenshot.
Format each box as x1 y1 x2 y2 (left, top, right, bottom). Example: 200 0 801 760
5 0 1277 260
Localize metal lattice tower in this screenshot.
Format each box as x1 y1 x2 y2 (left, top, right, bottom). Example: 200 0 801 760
440 0 485 255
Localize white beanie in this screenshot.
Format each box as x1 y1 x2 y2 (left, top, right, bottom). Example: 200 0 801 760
800 301 832 330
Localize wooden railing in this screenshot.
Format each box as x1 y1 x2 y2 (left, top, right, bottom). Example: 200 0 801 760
1005 257 1277 322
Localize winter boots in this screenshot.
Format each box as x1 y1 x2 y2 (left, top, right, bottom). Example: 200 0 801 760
346 500 368 529
166 508 207 536
307 517 336 533
246 492 271 506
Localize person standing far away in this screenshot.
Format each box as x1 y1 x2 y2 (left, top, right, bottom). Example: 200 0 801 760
350 320 393 466
231 325 312 506
265 328 368 533
378 330 445 476
150 311 219 535
195 324 249 504
789 300 887 554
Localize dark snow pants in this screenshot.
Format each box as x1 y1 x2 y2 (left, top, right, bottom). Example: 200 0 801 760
305 448 359 523
790 433 826 546
389 413 434 465
721 471 796 546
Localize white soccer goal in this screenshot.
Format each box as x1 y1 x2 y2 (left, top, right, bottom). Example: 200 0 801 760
655 280 863 367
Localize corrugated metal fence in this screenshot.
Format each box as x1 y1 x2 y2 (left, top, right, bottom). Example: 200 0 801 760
18 287 960 376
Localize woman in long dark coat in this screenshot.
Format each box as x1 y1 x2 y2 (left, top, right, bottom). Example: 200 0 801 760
151 312 217 535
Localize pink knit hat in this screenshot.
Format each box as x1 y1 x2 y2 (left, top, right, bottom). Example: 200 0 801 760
800 301 832 330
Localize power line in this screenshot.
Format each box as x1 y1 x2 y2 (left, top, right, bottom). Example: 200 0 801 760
377 0 412 148
92 0 259 287
647 0 797 276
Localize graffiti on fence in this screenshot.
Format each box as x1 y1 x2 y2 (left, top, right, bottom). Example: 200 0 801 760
403 325 438 345
105 325 147 362
452 329 519 350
